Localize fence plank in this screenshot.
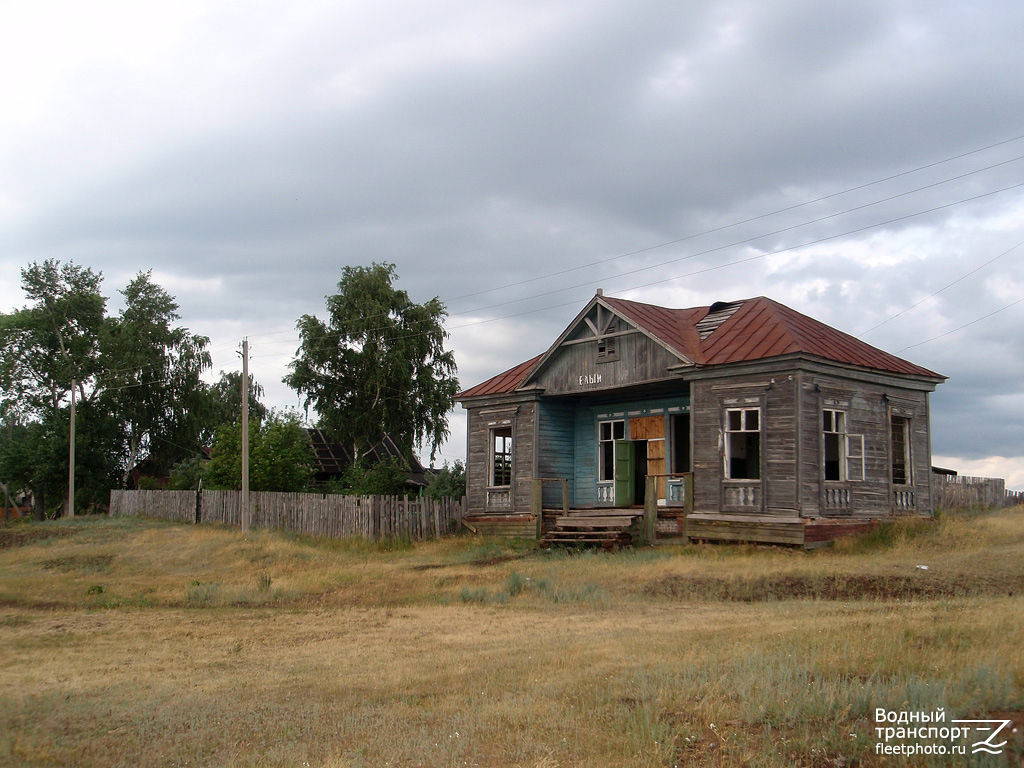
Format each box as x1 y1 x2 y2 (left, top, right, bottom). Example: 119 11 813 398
109 489 466 543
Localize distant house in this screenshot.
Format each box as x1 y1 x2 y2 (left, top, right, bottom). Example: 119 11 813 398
306 430 428 491
457 292 946 546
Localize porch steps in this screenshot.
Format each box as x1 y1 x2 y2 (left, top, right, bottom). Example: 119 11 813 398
539 510 641 550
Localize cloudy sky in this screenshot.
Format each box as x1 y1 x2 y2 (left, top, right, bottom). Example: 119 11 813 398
2 1 1023 488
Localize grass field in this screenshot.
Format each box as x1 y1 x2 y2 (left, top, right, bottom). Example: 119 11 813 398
1 508 1022 767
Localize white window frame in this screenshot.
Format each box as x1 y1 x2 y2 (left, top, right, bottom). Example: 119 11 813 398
823 409 846 481
724 407 761 480
598 419 625 482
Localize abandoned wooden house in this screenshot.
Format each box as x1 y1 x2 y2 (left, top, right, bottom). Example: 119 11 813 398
456 292 946 547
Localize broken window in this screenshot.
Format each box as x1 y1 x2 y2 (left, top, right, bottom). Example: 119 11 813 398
823 409 846 481
490 427 513 487
671 413 691 473
725 408 760 480
597 336 618 362
891 415 911 485
598 419 625 481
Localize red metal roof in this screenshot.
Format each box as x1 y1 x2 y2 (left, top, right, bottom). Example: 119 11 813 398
457 297 943 398
457 354 543 399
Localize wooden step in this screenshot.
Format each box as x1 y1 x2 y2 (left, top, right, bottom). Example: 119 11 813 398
554 517 635 529
565 512 634 518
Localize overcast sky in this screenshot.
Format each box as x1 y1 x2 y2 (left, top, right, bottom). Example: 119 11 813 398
2 1 1023 488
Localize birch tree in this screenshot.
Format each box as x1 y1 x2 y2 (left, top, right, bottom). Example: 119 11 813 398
285 262 458 462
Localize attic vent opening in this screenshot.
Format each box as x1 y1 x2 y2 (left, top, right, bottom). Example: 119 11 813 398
697 300 743 340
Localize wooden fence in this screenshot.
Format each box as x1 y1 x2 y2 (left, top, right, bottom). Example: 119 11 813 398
933 474 1024 510
109 489 466 542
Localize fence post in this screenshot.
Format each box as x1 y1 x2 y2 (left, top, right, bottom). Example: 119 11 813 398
531 479 543 538
640 475 658 545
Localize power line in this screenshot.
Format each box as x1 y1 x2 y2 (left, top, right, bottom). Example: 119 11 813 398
444 131 1024 305
232 178 1024 364
229 132 1024 348
858 237 1024 337
899 296 1024 352
451 158 1024 317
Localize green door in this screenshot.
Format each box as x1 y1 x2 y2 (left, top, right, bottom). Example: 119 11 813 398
614 439 635 507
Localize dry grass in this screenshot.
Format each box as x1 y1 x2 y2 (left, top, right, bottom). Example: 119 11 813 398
0 509 1023 767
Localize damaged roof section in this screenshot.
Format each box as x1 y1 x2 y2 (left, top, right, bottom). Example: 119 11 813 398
457 295 943 399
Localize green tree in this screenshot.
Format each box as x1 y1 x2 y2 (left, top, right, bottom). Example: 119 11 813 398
425 460 466 500
0 260 105 419
205 370 267 433
332 458 411 497
284 263 458 461
204 410 315 492
100 271 212 487
0 261 106 515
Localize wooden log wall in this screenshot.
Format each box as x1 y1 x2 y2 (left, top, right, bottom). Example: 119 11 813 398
109 490 466 542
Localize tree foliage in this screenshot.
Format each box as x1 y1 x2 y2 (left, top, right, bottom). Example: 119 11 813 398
0 261 212 513
204 411 315 492
100 271 212 487
0 260 105 420
205 370 267 433
285 263 458 461
425 460 466 500
331 458 411 497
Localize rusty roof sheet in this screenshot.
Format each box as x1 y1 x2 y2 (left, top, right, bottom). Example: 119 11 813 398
599 296 705 363
700 298 942 377
457 297 943 398
456 354 543 399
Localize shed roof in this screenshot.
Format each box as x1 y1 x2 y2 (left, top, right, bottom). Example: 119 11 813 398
457 296 943 399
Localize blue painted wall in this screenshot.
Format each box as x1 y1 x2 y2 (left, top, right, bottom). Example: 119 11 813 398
537 399 577 506
536 390 690 508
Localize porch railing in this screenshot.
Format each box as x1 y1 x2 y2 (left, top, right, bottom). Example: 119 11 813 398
530 478 570 537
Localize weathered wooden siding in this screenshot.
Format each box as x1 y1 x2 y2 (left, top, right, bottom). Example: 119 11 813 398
693 375 797 516
463 397 539 515
691 379 721 514
537 399 576 507
800 375 932 518
530 331 684 396
764 375 798 514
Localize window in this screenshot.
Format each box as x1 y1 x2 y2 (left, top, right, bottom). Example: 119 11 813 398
597 336 618 362
598 419 625 481
671 413 691 473
891 415 911 485
490 427 513 487
823 409 846 481
725 408 760 480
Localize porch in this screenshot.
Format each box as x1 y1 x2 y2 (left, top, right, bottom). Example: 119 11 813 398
467 476 884 548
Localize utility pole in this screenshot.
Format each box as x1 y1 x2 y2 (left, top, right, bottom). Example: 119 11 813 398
68 379 76 518
241 339 250 533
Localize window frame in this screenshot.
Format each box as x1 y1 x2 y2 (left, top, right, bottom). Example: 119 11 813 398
823 409 847 482
489 426 514 488
598 419 625 482
724 407 761 480
890 414 912 486
597 335 619 362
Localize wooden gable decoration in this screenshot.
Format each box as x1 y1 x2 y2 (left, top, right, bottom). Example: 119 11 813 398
521 294 694 396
